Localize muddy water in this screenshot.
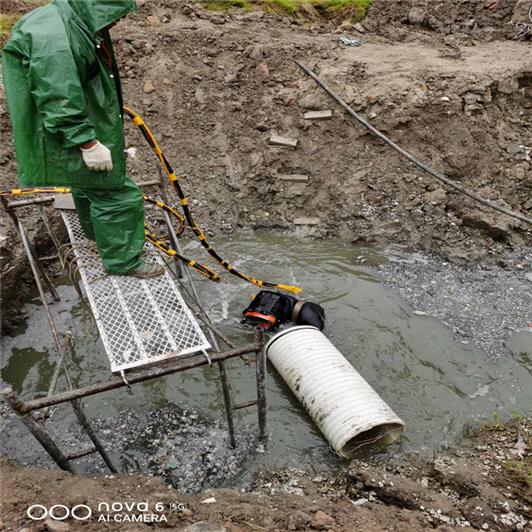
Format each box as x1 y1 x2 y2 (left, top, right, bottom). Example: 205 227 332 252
1 233 531 486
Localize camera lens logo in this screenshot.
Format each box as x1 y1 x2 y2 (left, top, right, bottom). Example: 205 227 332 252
26 504 92 521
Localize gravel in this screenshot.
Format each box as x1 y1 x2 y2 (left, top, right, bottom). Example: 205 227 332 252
379 248 532 359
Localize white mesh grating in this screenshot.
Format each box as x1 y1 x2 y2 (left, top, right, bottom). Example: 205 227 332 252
61 209 210 373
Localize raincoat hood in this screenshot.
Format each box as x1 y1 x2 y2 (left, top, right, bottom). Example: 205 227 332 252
54 0 137 34
3 0 135 190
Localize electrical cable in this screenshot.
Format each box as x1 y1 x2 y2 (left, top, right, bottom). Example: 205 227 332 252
295 61 532 227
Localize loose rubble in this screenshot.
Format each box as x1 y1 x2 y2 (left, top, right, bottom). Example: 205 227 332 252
2 419 529 531
379 248 532 359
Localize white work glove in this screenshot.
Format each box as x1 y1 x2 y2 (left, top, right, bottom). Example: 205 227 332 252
81 141 113 172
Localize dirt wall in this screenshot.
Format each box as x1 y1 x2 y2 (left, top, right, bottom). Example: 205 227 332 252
1 0 531 322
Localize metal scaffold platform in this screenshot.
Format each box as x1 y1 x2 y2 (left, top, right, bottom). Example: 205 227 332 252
61 207 210 374
0 180 267 475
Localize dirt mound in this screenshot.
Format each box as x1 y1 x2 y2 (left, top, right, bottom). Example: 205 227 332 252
1 420 530 530
0 0 27 14
364 0 521 41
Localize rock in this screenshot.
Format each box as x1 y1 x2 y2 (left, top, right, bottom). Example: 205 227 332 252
463 93 481 105
288 510 312 529
461 212 513 240
375 221 402 235
311 510 335 530
143 80 155 94
224 72 239 84
505 143 522 155
146 15 161 25
298 95 322 110
208 15 226 25
353 22 366 33
269 135 298 148
44 519 70 532
293 217 320 226
425 188 447 203
257 63 269 78
464 103 484 116
408 7 426 24
195 87 207 104
497 78 517 95
279 174 309 183
201 497 216 504
304 110 333 120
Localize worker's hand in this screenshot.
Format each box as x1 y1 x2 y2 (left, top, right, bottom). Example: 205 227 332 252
80 141 113 172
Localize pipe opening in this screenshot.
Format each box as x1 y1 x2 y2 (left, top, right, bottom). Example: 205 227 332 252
340 423 404 458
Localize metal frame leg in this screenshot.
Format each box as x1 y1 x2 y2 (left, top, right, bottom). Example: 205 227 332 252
0 198 60 302
218 361 236 447
162 209 238 446
16 216 118 473
1 388 74 473
255 331 267 440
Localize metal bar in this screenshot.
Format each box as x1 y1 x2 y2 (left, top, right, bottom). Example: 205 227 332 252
218 361 236 447
18 219 66 399
1 387 74 473
255 330 267 440
19 217 118 472
21 344 260 413
65 446 97 461
39 254 61 262
6 196 55 208
138 179 163 188
17 233 117 472
6 181 161 209
2 200 60 302
38 205 61 254
162 212 238 445
232 400 258 410
59 337 119 473
70 401 117 473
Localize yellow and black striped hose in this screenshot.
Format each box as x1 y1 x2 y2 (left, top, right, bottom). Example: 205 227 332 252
123 106 301 294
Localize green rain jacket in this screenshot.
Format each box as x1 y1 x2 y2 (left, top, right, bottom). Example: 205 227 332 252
2 0 136 189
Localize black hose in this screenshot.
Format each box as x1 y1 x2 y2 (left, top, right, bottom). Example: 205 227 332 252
295 61 532 227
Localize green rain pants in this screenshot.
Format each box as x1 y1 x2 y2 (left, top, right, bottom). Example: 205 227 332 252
71 177 145 274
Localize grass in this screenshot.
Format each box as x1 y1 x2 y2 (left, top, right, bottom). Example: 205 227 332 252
204 0 254 11
1 2 47 44
0 14 19 39
202 0 373 20
479 415 531 490
502 458 532 488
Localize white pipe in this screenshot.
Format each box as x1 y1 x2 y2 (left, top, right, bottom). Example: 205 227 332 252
265 326 405 458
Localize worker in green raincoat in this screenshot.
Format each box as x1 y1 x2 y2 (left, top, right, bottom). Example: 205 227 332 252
2 0 163 277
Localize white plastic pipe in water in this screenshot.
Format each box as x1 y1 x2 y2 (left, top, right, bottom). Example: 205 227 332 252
265 326 405 458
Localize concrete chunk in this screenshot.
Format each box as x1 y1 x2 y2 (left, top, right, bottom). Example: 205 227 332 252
293 217 320 226
304 110 333 121
269 135 298 148
279 174 309 183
